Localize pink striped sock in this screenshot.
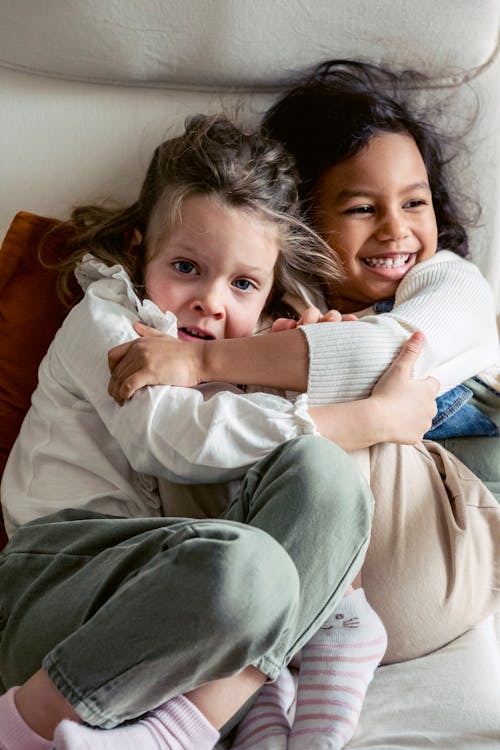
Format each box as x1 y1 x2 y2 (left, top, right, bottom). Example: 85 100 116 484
0 687 53 750
289 588 387 749
54 694 220 750
231 668 295 749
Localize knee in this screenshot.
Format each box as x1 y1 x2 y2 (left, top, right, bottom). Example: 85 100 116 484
281 436 373 525
207 524 300 643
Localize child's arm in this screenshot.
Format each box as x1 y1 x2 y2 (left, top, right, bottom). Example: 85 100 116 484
301 252 500 405
107 306 355 402
125 251 496 402
108 328 438 451
310 332 439 449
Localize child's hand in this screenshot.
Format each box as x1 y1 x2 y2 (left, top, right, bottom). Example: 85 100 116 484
108 322 202 404
370 332 440 444
271 306 357 332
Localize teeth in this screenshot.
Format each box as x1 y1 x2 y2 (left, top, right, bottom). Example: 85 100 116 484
184 328 211 339
364 254 410 269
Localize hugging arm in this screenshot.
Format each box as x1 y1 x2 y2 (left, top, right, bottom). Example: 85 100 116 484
109 326 438 452
114 252 497 402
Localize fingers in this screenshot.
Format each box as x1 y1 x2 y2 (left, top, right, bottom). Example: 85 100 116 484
271 318 298 333
108 341 135 373
279 307 354 329
340 313 358 322
108 352 147 403
110 370 147 404
298 306 322 325
134 321 164 338
392 331 427 374
394 331 440 394
394 334 440 394
108 320 156 372
400 330 425 355
321 309 343 323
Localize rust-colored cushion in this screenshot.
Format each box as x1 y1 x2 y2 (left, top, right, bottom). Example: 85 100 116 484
0 212 78 548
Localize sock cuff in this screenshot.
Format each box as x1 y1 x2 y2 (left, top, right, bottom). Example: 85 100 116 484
0 687 53 749
155 694 220 748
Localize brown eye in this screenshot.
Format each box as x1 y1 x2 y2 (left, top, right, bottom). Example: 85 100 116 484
345 205 374 215
404 199 426 209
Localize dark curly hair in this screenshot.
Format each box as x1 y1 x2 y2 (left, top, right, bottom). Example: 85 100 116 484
263 59 472 258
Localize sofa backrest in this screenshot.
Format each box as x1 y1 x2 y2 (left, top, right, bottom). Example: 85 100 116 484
0 0 499 302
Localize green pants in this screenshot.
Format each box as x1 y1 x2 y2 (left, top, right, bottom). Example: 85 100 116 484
0 436 372 728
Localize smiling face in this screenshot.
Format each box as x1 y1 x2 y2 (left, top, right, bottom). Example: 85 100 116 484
143 194 279 341
313 131 439 313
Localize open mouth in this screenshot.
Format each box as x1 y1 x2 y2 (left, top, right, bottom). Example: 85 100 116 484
362 253 412 269
179 327 215 340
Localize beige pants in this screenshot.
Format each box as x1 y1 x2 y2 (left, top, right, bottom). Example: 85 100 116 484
358 440 500 664
161 439 499 665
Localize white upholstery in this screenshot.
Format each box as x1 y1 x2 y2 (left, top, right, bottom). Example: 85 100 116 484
0 0 498 85
346 614 500 749
1 1 500 306
1 2 499 747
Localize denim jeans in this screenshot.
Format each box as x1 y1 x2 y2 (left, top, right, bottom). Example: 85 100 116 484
0 436 372 728
425 384 499 439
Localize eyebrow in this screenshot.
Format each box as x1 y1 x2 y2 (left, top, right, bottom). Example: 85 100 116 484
237 264 273 276
334 181 431 202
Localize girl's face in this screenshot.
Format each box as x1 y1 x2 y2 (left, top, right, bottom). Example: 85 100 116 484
144 194 279 341
313 131 438 313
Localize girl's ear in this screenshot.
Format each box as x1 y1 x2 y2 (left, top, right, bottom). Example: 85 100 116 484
125 228 143 263
128 228 142 252
124 229 145 294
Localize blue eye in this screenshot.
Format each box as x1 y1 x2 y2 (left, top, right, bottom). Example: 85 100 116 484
233 279 255 291
174 260 196 274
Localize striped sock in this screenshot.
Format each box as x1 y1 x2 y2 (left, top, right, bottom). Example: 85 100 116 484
231 668 295 749
54 694 219 750
288 588 387 749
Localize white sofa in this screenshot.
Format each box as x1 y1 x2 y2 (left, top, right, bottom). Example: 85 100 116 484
0 2 499 747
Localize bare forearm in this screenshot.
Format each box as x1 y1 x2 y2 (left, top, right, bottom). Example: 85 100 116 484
201 329 309 390
309 400 383 451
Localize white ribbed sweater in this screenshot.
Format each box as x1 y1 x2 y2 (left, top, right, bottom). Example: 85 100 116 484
302 251 499 405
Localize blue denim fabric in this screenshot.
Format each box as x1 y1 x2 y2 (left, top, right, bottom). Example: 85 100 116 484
373 298 499 438
424 384 498 439
429 384 473 429
425 402 499 439
373 298 395 313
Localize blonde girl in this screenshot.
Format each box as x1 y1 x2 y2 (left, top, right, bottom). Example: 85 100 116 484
0 115 434 750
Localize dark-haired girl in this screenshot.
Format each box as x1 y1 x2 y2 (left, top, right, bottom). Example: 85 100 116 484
107 57 500 689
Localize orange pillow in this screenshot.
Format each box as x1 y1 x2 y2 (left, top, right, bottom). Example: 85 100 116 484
0 212 78 548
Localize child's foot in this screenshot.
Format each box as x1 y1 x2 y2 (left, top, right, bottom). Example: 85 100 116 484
54 694 219 750
0 687 53 750
231 668 295 749
288 588 387 749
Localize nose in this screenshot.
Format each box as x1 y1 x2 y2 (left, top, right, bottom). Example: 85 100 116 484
191 283 225 319
376 208 410 242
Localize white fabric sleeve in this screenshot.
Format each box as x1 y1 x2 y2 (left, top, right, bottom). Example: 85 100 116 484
301 252 500 405
57 285 317 484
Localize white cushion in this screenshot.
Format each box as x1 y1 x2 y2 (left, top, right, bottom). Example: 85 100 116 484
347 615 500 749
0 0 498 86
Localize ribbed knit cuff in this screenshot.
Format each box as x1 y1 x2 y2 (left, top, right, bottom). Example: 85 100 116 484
0 687 53 750
154 694 220 749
